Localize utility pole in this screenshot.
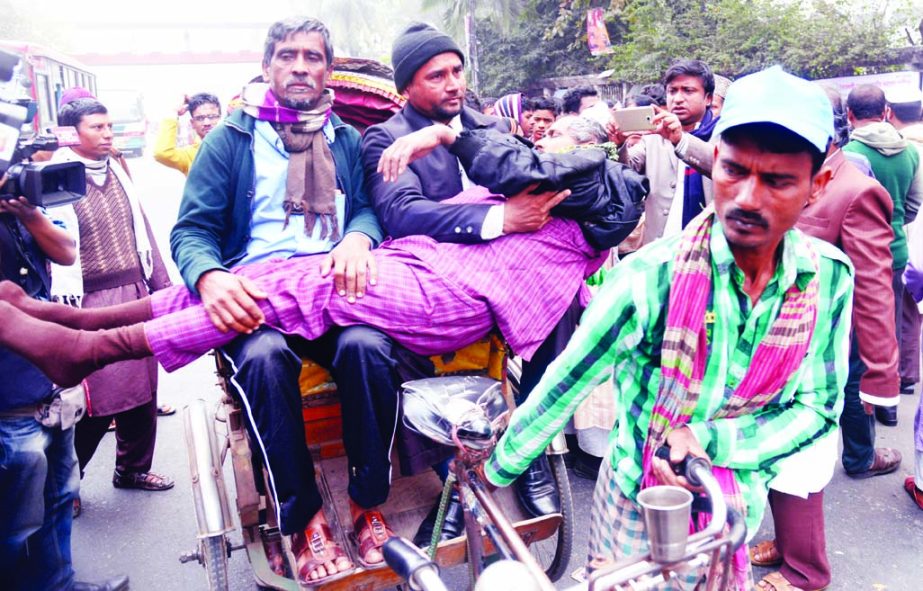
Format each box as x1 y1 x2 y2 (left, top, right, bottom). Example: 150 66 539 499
464 0 479 94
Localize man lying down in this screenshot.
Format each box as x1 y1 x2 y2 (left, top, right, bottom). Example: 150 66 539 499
0 124 648 388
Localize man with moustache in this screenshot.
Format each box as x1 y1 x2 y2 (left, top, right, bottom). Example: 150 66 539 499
361 22 569 547
486 67 853 589
170 18 393 583
619 59 720 245
751 85 901 591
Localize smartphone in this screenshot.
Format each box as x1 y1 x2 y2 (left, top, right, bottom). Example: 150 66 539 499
613 105 656 133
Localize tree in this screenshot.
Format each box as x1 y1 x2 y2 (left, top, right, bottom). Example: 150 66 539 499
423 0 527 92
0 0 72 49
552 0 917 84
475 0 607 97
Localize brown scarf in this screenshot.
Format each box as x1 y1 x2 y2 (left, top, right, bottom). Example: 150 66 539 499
266 92 339 240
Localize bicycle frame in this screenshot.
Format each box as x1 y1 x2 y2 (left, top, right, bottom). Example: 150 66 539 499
442 419 557 591
389 433 746 591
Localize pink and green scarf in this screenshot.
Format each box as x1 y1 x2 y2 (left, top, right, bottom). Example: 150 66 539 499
641 207 819 588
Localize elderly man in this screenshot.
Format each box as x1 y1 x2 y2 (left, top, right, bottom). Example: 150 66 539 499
170 18 390 583
620 59 720 245
153 92 222 176
486 66 853 589
532 114 604 153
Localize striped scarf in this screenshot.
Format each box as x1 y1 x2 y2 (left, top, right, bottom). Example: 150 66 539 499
241 83 339 239
641 207 819 588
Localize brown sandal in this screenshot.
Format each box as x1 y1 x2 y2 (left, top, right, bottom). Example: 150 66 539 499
353 510 394 568
757 572 804 591
112 470 175 491
756 571 828 591
290 524 353 584
749 539 782 567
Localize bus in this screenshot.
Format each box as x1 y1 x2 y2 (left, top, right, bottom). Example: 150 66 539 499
97 89 147 158
0 41 97 134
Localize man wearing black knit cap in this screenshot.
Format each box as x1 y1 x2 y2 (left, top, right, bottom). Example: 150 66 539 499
361 22 566 548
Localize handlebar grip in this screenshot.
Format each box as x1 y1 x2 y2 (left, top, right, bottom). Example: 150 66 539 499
382 537 439 582
654 445 711 487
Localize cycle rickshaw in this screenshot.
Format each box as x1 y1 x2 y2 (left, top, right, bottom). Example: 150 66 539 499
176 58 574 591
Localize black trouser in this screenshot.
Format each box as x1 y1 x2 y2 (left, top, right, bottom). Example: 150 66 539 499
221 325 398 536
75 396 157 478
518 297 584 403
840 336 874 473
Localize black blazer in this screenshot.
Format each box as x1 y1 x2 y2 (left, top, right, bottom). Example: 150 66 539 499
361 104 511 243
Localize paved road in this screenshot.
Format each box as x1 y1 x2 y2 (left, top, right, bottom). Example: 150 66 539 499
71 157 923 590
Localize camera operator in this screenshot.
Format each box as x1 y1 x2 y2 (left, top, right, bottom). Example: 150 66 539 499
0 174 129 590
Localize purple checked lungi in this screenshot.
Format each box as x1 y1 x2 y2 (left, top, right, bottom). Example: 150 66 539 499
146 192 605 372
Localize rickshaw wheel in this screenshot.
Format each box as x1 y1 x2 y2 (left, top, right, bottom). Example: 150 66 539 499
527 453 574 581
507 357 574 582
201 533 230 590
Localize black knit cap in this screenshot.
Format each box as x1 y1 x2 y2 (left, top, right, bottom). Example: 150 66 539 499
391 23 465 93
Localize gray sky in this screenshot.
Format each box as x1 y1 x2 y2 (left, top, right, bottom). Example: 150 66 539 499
16 0 440 59
5 0 443 122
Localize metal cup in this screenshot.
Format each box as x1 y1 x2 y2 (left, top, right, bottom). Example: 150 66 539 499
637 485 693 563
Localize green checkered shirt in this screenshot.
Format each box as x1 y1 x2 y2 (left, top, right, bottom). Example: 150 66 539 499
486 220 854 535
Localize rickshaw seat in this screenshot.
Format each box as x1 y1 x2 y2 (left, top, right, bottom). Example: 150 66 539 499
401 376 508 450
298 333 507 459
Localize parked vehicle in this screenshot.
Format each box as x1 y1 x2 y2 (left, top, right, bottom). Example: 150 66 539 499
97 89 147 158
0 40 97 133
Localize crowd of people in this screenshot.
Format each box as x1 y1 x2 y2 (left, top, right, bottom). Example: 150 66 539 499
1 14 922 591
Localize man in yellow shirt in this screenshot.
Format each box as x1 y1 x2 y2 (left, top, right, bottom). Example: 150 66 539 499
153 93 221 175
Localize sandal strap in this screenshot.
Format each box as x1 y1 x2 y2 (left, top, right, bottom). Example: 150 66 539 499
294 524 348 581
757 571 806 591
354 510 394 560
140 472 169 486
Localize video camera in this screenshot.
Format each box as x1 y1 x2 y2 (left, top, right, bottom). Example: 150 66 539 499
0 49 85 208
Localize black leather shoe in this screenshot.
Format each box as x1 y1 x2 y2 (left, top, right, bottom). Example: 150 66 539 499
73 574 130 591
875 405 898 427
514 454 561 518
413 489 464 547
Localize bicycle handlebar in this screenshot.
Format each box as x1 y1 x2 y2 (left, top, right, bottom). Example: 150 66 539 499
653 445 726 543
653 445 711 487
382 537 448 591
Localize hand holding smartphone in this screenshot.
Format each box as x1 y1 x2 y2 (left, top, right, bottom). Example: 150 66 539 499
612 105 656 133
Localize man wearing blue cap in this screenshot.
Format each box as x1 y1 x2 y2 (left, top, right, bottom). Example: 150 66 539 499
485 66 854 588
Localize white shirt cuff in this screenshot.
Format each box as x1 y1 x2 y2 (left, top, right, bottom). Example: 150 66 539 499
481 204 505 240
673 133 690 157
859 391 899 407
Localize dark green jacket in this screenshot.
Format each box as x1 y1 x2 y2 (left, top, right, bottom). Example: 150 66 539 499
170 109 383 293
844 128 919 269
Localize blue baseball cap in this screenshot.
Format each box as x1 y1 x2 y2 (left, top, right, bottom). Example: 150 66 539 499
713 66 833 153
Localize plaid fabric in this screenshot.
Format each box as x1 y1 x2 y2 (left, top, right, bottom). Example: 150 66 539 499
588 458 753 590
486 218 853 541
638 208 820 588
146 189 603 370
